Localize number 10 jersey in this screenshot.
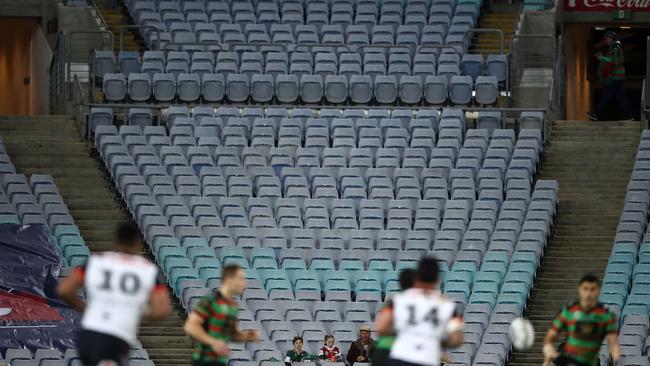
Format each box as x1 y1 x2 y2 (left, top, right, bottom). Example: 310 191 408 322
389 288 462 366
78 252 164 344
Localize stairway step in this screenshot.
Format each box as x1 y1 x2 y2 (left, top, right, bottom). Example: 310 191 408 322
508 120 639 366
0 115 186 365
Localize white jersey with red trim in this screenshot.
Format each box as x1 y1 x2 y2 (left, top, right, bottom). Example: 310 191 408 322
80 252 163 344
389 288 463 366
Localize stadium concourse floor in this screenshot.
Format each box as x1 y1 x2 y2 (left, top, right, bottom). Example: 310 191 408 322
0 115 193 366
508 120 640 366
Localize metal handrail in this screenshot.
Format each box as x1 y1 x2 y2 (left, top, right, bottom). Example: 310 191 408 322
85 101 546 112
465 28 505 55
120 25 162 51
88 0 110 34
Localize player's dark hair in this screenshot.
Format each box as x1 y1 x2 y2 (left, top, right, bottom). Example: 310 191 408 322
221 264 242 280
580 273 601 286
114 222 142 247
324 334 334 342
399 268 416 290
417 256 439 284
293 336 304 345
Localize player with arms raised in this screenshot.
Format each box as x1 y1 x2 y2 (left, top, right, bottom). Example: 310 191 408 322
543 274 620 366
376 256 464 366
57 223 172 366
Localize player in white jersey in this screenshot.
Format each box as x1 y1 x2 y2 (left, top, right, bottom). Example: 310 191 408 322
57 223 171 366
376 256 464 366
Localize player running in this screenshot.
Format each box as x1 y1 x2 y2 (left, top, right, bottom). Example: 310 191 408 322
184 264 260 366
376 256 464 366
372 268 416 366
543 274 620 366
57 223 172 366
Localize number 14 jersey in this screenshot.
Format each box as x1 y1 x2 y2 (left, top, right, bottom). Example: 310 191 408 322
76 252 166 344
389 288 463 366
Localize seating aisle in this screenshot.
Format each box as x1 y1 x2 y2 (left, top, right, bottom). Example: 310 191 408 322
0 115 192 366
508 120 641 366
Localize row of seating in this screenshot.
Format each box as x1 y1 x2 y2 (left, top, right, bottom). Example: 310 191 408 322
127 0 480 21
101 50 506 83
136 21 478 50
599 131 650 366
0 349 151 366
94 50 507 82
102 71 501 106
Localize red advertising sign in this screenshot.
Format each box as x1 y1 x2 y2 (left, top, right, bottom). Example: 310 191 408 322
564 0 650 11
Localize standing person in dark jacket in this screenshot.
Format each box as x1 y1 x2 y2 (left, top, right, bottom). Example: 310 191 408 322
347 325 374 365
587 30 634 121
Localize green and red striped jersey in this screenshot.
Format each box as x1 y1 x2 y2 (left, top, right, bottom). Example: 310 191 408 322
551 302 618 366
192 290 239 364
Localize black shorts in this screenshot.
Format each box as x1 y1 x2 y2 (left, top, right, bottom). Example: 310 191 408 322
192 360 226 366
555 355 592 366
371 348 391 366
389 358 429 366
77 329 130 366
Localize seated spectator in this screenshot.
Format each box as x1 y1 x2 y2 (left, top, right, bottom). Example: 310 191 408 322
346 325 374 365
319 335 343 362
285 336 312 366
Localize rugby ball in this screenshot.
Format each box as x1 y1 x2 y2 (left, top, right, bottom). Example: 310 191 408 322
509 318 535 350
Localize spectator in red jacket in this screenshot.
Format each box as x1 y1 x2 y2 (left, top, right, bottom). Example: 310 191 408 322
319 335 343 362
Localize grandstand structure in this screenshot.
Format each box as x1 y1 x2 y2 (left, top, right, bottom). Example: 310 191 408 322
1 0 650 364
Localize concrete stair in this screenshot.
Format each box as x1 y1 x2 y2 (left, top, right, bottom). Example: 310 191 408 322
471 13 517 56
94 0 142 52
508 120 640 366
0 115 192 366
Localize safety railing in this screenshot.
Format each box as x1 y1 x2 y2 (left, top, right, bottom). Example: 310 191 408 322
88 0 110 35
464 28 505 55
49 33 67 114
120 25 163 51
72 75 88 137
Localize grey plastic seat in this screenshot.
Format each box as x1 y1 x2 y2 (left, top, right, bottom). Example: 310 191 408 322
477 111 503 133
177 73 201 102
300 75 324 103
103 73 127 101
487 54 508 83
475 76 499 105
449 75 473 105
276 74 299 103
127 73 151 101
400 76 423 104
424 75 448 105
202 74 225 102
227 74 250 102
152 73 176 102
461 53 485 80
350 75 373 104
90 107 114 134
128 108 152 128
520 111 545 130
375 75 398 104
251 74 274 103
325 75 348 104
